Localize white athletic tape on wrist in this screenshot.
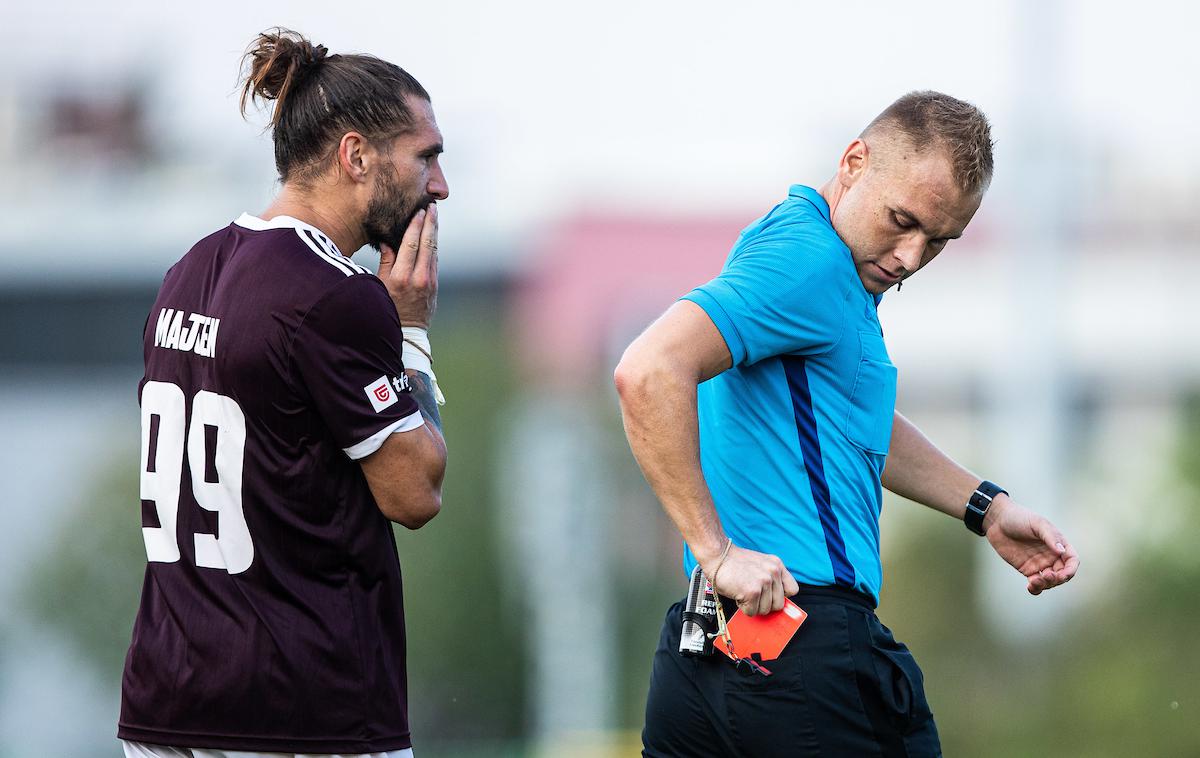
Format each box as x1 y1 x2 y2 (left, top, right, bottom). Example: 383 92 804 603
401 327 445 405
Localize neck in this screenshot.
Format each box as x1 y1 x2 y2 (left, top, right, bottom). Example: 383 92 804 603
260 184 365 256
817 175 845 220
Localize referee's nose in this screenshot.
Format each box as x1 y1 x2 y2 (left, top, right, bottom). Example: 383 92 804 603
892 236 924 275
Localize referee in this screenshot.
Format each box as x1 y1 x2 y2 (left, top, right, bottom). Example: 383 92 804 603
615 91 1079 757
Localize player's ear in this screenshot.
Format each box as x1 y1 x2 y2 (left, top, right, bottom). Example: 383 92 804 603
838 138 869 188
337 131 371 183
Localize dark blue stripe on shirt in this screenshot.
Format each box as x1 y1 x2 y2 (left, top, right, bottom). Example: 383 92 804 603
782 356 856 588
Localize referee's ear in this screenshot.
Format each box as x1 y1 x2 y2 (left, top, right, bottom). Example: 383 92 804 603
837 138 870 188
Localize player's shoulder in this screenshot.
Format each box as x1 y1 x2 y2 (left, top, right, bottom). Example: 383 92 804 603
228 213 392 307
293 263 397 343
165 222 241 278
232 213 376 281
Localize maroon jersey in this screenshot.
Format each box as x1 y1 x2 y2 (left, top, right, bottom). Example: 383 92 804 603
119 214 424 753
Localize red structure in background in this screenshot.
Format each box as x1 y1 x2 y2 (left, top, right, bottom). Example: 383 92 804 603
514 212 755 386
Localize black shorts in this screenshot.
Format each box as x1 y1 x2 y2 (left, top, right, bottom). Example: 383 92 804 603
642 585 941 758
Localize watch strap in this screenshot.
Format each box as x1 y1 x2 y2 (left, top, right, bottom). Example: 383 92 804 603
965 480 1007 536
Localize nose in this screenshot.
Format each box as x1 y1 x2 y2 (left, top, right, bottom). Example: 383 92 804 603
428 163 449 201
893 236 924 274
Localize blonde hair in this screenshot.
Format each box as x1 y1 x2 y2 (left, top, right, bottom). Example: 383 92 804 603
863 91 995 195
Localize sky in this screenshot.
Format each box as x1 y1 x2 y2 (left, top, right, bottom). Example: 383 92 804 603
1 0 1197 276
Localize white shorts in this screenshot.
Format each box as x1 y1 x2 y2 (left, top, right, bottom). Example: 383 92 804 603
121 740 414 758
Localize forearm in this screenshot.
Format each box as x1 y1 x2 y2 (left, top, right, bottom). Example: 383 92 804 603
881 410 980 520
615 356 727 568
405 368 443 433
361 413 445 529
404 369 447 494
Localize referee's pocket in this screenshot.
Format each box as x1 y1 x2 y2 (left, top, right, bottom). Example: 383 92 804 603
845 331 897 455
870 631 933 730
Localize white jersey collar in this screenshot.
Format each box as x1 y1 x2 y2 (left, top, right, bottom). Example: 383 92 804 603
234 213 346 256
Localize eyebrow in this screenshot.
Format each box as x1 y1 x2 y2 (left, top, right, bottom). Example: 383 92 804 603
893 206 961 241
419 142 444 156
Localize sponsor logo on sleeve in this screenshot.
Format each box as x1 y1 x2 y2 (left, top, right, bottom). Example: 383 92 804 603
364 375 400 413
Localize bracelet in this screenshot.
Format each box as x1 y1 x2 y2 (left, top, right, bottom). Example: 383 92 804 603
399 327 445 405
403 338 433 365
708 538 734 591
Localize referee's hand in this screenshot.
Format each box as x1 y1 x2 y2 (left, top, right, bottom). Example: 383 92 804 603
983 494 1080 595
708 546 800 616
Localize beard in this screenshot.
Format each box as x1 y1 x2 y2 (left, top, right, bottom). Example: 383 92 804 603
362 164 431 252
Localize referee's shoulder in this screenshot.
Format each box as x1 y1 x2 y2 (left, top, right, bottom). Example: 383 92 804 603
757 194 837 239
742 204 845 261
729 209 853 298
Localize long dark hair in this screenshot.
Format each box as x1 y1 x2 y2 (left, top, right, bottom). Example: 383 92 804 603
239 28 430 182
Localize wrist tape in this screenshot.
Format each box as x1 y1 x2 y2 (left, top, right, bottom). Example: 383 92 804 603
401 327 445 405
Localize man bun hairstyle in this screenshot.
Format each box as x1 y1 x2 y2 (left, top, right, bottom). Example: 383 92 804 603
239 28 430 183
863 90 995 196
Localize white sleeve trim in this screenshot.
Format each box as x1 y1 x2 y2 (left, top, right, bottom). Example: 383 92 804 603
343 410 426 460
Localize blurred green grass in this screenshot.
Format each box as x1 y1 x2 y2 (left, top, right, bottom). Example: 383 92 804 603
22 294 1200 756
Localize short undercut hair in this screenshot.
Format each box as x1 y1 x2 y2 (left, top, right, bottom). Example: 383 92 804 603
862 90 995 195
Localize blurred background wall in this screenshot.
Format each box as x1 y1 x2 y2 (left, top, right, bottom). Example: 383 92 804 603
1 1 1197 756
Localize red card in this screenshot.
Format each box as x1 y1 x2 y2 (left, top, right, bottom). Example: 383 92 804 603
715 599 807 662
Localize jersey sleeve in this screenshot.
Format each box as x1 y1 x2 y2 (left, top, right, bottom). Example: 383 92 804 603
681 219 853 366
291 275 424 460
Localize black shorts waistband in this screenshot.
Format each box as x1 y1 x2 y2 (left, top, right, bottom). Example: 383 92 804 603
714 583 877 615
790 583 877 610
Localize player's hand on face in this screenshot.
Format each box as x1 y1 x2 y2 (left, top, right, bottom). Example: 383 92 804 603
378 203 439 328
707 545 799 616
984 496 1080 595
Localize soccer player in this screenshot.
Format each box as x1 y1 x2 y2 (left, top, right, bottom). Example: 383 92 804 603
119 29 448 757
615 91 1081 756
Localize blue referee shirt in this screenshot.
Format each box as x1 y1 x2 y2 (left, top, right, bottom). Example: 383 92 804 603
681 185 898 603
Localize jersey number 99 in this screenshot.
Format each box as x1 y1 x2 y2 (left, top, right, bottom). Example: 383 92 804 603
140 381 255 574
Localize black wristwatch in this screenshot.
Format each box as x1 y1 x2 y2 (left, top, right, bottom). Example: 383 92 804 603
964 480 1007 536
